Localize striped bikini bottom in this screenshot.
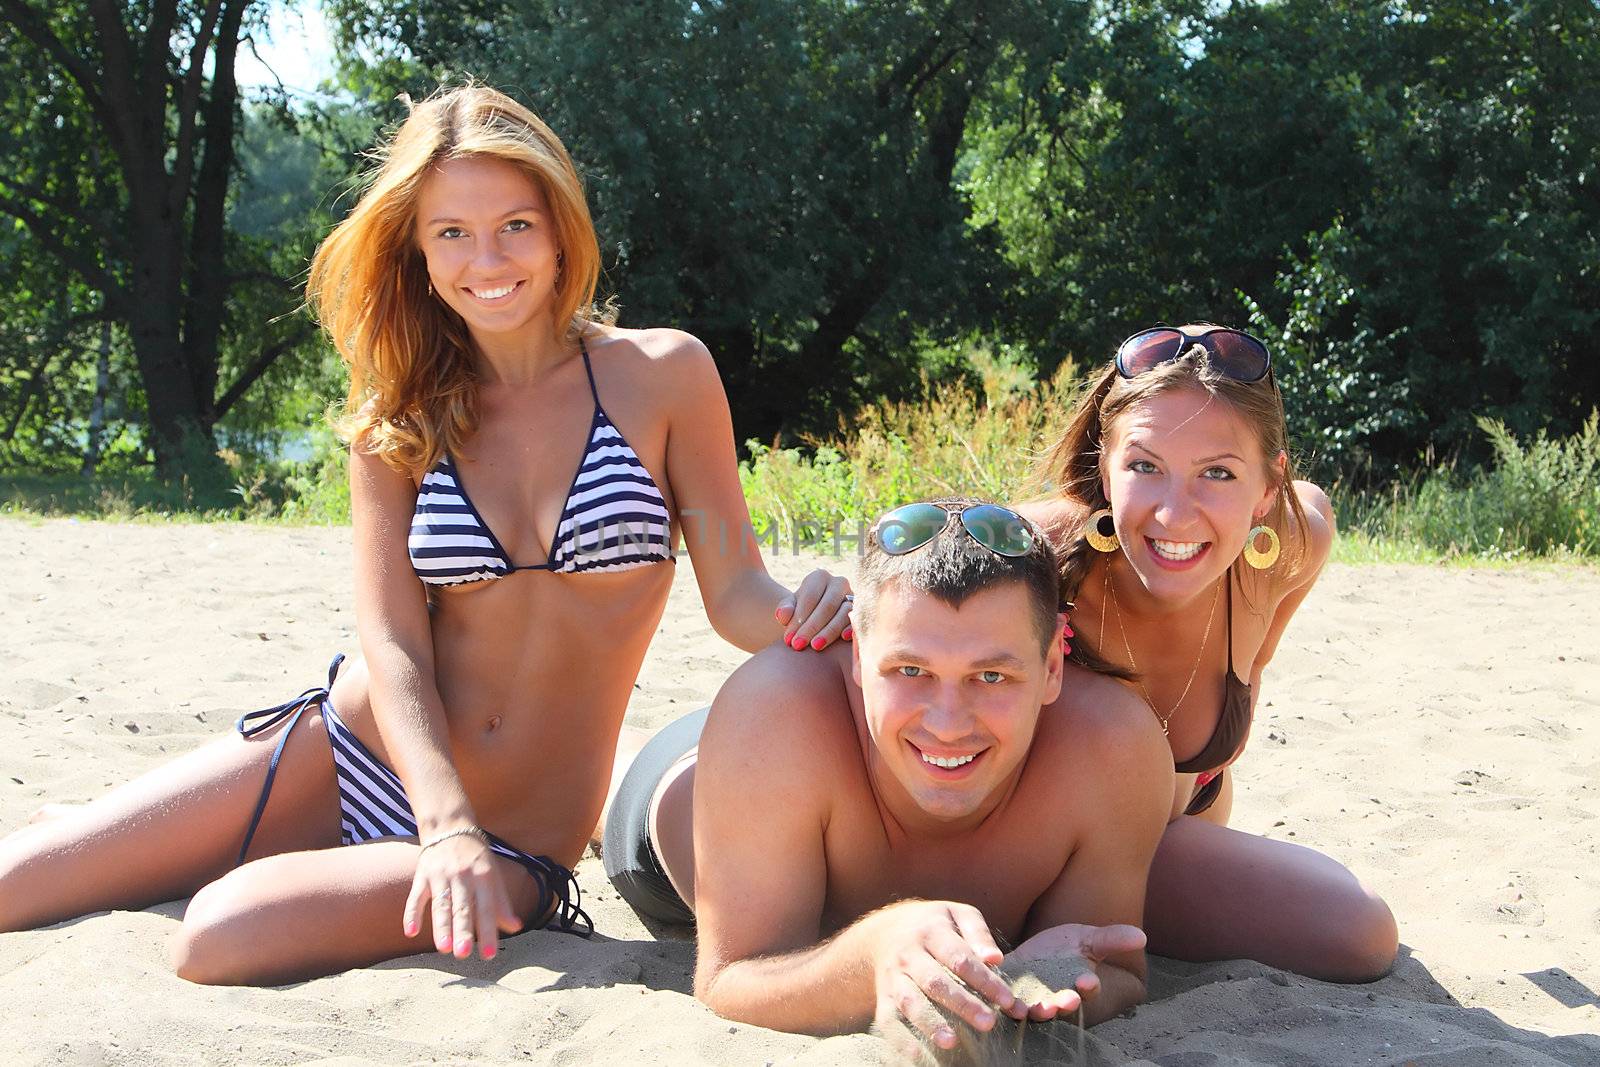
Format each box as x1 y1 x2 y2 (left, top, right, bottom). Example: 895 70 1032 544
232 654 591 936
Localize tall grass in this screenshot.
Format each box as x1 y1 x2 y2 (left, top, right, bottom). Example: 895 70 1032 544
6 369 1596 570
742 378 1600 565
1338 412 1600 562
739 361 1082 545
0 424 351 524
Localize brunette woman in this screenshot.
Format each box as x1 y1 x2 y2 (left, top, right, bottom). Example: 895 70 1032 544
1021 324 1397 981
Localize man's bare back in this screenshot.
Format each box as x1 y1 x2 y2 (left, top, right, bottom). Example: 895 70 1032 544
699 637 1167 944
689 530 1173 1048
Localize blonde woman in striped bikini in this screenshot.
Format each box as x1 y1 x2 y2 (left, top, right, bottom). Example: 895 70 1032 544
0 84 851 982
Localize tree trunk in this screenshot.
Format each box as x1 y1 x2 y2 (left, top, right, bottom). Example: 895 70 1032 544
124 268 218 477
180 0 247 424
741 44 990 445
0 0 256 485
81 319 112 475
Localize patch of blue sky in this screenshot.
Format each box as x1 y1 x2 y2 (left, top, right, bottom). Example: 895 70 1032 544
233 1 342 101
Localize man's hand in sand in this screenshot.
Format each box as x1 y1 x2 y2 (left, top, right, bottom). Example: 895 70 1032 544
1006 922 1148 1019
402 834 522 960
868 900 1026 1051
685 504 1171 1039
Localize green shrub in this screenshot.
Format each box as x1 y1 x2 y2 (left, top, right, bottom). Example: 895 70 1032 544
271 425 351 524
740 362 1082 548
0 423 352 524
1340 411 1600 560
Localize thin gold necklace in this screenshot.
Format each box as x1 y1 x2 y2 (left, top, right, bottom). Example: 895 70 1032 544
1101 566 1221 737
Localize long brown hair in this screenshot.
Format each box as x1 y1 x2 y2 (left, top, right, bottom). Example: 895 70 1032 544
1033 344 1312 669
308 82 608 474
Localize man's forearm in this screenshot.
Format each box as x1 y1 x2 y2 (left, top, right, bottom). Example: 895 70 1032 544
696 917 880 1035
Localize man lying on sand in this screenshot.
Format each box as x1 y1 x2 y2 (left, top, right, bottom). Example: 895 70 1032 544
603 498 1173 1049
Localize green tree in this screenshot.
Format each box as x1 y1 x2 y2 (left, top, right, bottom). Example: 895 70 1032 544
968 0 1600 474
329 0 1099 444
0 0 321 479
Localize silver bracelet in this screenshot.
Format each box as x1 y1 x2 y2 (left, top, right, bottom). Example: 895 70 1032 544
419 825 489 853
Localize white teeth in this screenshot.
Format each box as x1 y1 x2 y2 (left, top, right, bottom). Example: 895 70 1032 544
921 752 977 769
1151 538 1206 561
472 283 517 300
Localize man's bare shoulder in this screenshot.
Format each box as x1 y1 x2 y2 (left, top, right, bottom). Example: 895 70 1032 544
700 642 859 775
1024 666 1173 857
1033 666 1171 784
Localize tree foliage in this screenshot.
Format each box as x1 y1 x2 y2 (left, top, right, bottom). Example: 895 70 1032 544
0 0 327 479
3 0 1596 491
970 0 1600 475
329 0 1100 443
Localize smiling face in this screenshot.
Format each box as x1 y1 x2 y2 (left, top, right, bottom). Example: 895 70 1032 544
852 580 1064 830
1101 383 1281 601
414 154 561 345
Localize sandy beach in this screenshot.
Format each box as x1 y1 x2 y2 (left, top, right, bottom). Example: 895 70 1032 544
3 515 1598 1065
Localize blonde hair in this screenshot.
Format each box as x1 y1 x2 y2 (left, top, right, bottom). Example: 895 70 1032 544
1034 345 1312 667
308 83 606 474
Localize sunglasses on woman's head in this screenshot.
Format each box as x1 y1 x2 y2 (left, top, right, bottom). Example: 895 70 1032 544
1115 326 1272 383
872 502 1037 558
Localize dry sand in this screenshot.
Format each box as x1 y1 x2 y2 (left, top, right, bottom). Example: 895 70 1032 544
2 516 1598 1065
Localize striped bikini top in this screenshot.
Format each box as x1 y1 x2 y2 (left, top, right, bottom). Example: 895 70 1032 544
408 339 674 585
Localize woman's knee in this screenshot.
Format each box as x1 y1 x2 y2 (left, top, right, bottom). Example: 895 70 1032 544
0 840 28 931
0 831 55 932
171 869 269 985
1320 884 1399 982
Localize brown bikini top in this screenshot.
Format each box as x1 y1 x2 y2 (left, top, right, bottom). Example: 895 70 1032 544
1173 568 1253 774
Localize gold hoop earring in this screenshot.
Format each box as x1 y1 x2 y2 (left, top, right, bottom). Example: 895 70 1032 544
1243 524 1280 569
1085 508 1119 553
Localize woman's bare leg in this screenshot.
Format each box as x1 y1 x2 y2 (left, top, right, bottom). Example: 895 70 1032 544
171 839 549 985
0 709 340 931
1143 814 1398 982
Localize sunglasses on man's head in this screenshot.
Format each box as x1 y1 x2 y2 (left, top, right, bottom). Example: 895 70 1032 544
872 502 1036 558
1115 326 1272 383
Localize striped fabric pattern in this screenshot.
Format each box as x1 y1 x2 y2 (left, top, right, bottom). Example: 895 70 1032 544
549 411 673 572
316 697 593 935
409 458 514 584
406 379 673 584
321 699 471 850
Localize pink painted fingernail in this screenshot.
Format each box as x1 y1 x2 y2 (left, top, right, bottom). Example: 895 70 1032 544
790 635 805 650
810 637 826 650
404 921 417 937
842 627 852 641
482 945 496 960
